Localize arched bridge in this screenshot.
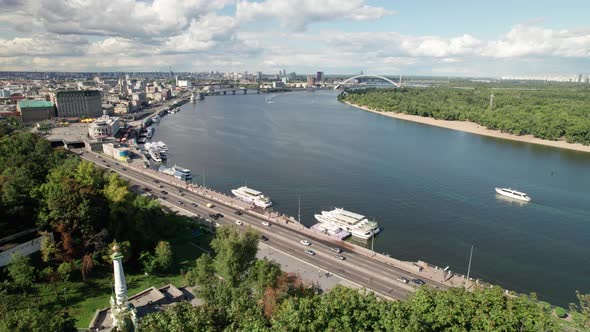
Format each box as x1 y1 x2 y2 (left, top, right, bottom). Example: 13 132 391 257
334 74 401 90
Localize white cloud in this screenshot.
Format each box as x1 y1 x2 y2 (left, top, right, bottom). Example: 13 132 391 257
236 0 394 31
0 34 88 57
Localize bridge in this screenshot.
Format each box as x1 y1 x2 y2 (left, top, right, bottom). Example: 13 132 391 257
334 74 401 90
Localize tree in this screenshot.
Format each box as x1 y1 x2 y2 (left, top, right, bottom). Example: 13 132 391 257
140 302 221 332
6 251 35 291
57 261 74 282
40 235 58 263
570 291 590 329
247 258 282 298
184 254 215 287
0 308 77 332
210 226 259 285
140 251 157 275
154 241 173 272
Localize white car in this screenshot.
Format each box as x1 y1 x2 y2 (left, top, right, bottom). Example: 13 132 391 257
235 220 243 226
261 221 270 227
300 240 311 246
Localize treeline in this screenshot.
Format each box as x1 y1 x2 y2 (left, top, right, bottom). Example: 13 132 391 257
142 226 590 331
0 127 198 330
339 86 590 145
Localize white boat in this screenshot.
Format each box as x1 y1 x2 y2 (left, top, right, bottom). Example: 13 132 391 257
495 187 531 202
314 208 380 240
231 186 273 208
152 115 161 123
190 93 195 103
145 142 162 163
156 141 168 151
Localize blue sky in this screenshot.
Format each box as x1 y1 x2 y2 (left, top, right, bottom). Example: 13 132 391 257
0 0 589 76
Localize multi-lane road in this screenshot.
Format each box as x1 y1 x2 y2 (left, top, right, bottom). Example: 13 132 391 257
79 151 448 300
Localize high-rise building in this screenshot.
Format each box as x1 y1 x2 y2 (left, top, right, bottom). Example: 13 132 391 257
257 71 263 81
316 71 324 82
54 90 102 118
307 75 316 87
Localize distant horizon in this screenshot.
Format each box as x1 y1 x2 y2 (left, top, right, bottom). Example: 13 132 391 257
1 1 589 75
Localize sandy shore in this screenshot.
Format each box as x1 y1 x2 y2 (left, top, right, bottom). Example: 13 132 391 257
343 101 590 154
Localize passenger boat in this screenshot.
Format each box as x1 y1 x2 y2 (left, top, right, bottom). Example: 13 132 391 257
314 208 380 239
495 187 531 202
231 186 273 208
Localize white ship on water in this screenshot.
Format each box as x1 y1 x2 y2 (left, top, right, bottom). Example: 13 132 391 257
495 187 531 202
146 126 155 138
145 141 168 163
151 115 161 123
231 186 273 208
190 93 196 103
314 208 380 240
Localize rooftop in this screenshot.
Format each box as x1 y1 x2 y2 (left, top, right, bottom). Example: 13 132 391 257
18 99 54 108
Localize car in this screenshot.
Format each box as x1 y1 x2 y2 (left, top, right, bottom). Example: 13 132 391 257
335 255 346 260
158 184 164 188
177 200 183 205
300 240 311 246
154 180 159 183
143 187 151 192
122 167 127 171
191 203 197 207
209 214 218 219
161 190 167 194
115 162 119 166
331 247 343 253
235 220 243 226
215 213 224 219
261 235 269 241
234 211 243 215
206 203 214 208
397 277 409 284
106 164 111 168
305 249 315 256
261 221 270 227
179 193 185 196
412 279 426 286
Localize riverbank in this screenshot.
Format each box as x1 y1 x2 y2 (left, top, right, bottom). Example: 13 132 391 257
343 101 590 153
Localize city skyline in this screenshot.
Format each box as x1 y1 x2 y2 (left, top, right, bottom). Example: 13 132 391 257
0 0 589 76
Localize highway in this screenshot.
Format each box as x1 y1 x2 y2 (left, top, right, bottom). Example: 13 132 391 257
79 151 449 300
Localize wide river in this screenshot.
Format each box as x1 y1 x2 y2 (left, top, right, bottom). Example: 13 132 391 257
152 89 590 306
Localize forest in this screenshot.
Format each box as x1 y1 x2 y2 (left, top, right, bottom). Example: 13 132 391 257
339 85 590 145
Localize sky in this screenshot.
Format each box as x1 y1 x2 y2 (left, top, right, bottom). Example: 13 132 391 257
0 0 589 76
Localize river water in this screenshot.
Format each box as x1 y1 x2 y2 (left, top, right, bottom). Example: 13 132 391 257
152 89 590 306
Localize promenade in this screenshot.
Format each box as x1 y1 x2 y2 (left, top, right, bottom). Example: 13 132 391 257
103 153 488 295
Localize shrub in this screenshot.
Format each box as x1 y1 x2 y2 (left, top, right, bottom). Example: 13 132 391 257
554 307 568 318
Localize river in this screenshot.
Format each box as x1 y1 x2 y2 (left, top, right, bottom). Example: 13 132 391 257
151 89 590 306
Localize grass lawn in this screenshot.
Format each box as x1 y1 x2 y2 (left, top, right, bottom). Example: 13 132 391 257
35 231 213 328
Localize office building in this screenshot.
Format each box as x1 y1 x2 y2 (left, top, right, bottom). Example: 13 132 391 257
307 75 316 87
316 71 324 82
54 90 102 118
17 100 55 124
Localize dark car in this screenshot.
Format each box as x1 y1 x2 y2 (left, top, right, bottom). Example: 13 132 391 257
209 214 218 219
412 279 426 286
191 203 197 207
261 235 269 241
154 179 159 183
215 213 224 219
114 162 119 166
335 255 346 260
143 187 151 192
161 190 168 195
234 211 243 215
122 167 127 171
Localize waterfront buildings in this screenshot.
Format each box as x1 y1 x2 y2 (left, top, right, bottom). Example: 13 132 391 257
307 75 316 87
89 113 120 139
16 99 54 124
102 143 129 161
53 90 102 118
